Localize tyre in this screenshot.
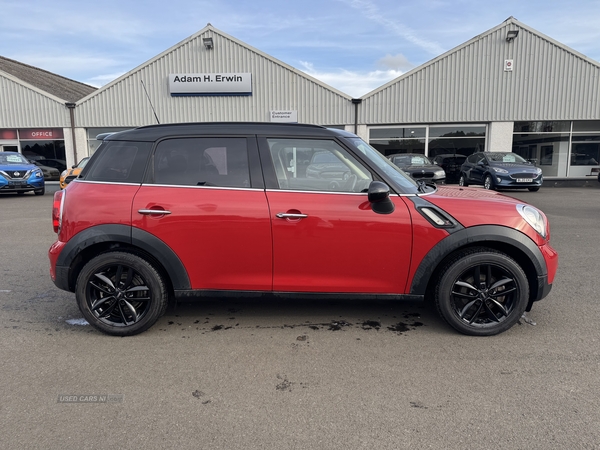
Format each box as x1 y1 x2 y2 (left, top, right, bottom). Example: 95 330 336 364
434 247 529 336
483 174 495 190
34 187 45 196
458 174 469 187
528 187 540 192
76 252 168 336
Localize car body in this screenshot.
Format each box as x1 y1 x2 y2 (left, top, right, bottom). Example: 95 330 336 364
25 157 67 173
48 123 557 337
388 153 446 184
432 154 467 184
305 150 352 187
31 160 61 181
459 152 543 191
60 157 90 189
0 152 45 195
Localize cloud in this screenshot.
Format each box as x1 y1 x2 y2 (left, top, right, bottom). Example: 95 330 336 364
299 61 402 97
377 54 415 72
337 0 445 55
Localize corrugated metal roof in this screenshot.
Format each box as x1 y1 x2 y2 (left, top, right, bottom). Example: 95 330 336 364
360 17 600 124
0 55 96 102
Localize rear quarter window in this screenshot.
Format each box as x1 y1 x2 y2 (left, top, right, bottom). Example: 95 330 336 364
82 141 152 183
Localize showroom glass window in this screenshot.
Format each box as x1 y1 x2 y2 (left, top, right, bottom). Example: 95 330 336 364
369 125 486 158
513 121 570 177
86 128 131 156
428 125 486 159
369 127 426 156
570 121 600 176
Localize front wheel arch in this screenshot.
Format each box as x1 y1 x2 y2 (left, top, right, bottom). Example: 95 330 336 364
412 226 547 308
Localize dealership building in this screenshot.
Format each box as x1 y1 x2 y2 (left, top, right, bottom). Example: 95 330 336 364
1 16 599 181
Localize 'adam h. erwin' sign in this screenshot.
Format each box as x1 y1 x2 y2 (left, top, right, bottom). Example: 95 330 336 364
169 73 252 96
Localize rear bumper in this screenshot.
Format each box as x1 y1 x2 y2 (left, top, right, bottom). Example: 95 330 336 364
49 240 72 292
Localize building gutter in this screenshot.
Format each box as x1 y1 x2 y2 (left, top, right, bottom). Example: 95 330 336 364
351 98 362 135
65 102 77 162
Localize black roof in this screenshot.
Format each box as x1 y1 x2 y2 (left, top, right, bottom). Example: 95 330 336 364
0 55 96 102
104 122 357 142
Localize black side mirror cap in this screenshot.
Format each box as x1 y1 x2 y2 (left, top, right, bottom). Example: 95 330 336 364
368 181 395 214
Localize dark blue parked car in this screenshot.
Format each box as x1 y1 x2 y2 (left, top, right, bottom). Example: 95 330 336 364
0 152 45 195
459 152 543 192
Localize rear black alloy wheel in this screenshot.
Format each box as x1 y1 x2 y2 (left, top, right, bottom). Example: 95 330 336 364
435 248 529 336
458 174 468 187
76 252 167 336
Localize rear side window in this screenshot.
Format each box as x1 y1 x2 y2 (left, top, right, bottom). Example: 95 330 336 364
152 138 250 188
84 141 151 183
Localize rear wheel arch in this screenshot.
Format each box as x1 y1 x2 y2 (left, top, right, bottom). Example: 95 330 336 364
57 224 190 293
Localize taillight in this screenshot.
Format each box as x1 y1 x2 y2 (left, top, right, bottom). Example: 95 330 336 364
52 190 64 233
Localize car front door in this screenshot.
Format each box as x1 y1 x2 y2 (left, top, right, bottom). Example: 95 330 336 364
132 136 272 291
260 137 413 294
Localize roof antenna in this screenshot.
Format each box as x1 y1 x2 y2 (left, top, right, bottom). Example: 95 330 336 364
140 80 160 124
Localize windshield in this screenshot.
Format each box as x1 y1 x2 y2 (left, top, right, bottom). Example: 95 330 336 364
0 153 30 165
344 137 419 192
311 151 343 164
487 152 528 163
391 154 432 166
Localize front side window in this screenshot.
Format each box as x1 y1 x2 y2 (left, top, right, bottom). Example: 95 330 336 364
267 138 372 193
153 138 250 188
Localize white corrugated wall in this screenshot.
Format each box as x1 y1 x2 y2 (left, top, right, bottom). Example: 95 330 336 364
0 74 70 127
75 27 354 127
361 19 600 124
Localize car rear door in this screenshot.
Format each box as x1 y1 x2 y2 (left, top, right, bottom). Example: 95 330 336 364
260 136 413 294
131 136 272 291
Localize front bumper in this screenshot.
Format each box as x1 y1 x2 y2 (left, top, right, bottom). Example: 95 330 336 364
494 173 543 189
0 178 44 192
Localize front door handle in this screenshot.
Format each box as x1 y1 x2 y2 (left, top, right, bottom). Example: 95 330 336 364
276 213 308 219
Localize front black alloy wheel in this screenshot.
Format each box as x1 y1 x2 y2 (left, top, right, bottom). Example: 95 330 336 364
435 248 529 336
458 174 468 187
76 252 168 336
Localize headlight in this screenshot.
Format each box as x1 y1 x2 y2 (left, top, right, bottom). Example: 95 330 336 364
60 170 67 178
517 204 547 238
492 167 508 173
536 168 542 174
35 169 43 178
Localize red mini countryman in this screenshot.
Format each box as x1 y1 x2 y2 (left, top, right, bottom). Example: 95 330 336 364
49 123 557 336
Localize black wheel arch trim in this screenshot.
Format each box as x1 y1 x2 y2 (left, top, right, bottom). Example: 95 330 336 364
54 224 190 291
410 225 548 297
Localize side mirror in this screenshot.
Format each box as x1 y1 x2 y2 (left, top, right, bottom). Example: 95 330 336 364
368 181 395 214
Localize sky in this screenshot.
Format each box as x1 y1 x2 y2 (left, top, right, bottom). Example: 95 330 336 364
1 0 599 98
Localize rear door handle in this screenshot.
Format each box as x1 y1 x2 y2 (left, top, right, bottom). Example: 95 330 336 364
276 213 308 219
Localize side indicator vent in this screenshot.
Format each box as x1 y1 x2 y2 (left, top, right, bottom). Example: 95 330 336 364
419 207 455 228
